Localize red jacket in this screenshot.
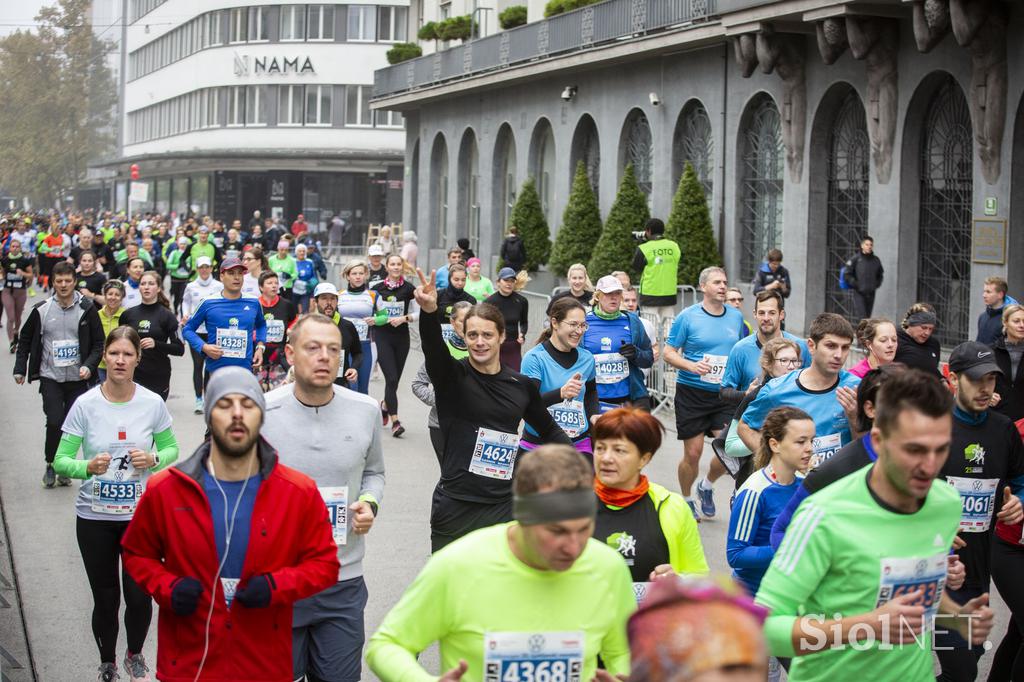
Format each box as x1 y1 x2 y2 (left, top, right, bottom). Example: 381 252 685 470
122 438 340 681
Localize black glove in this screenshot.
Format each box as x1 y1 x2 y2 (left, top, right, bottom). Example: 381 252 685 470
170 576 204 616
235 573 274 609
619 342 637 361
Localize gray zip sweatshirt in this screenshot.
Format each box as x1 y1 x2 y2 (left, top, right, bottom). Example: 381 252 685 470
263 383 385 582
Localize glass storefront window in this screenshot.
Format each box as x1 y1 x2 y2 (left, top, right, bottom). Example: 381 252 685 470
191 174 210 216
155 179 171 215
172 176 190 217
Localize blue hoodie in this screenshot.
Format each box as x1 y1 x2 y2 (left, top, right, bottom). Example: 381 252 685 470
978 294 1019 346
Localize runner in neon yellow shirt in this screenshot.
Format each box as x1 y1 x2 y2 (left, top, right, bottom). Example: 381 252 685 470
755 370 995 682
367 446 636 682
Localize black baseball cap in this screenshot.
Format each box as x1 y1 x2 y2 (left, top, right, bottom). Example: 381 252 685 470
948 341 1003 380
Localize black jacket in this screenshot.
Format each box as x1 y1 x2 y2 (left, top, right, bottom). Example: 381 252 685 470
894 328 942 378
14 295 104 382
752 263 791 298
992 335 1024 423
438 285 477 316
847 252 884 294
977 303 1015 347
500 236 527 270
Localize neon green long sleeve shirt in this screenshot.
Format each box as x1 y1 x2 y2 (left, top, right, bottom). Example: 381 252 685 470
367 522 635 682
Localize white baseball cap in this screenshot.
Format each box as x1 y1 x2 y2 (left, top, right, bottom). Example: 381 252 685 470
196 256 212 267
595 275 624 294
314 282 339 298
367 244 384 256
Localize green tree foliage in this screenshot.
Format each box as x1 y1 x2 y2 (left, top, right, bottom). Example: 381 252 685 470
545 0 600 18
589 164 649 278
550 161 602 278
417 21 438 40
0 0 116 206
386 42 422 64
498 5 528 29
666 162 721 285
509 177 551 271
436 15 473 41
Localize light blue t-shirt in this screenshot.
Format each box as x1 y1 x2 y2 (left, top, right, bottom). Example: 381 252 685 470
666 303 746 392
721 331 811 391
741 369 861 467
521 342 596 440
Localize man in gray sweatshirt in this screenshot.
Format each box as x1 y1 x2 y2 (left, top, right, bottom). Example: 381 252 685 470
263 312 385 682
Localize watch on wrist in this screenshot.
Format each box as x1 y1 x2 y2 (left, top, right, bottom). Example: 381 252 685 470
152 452 160 467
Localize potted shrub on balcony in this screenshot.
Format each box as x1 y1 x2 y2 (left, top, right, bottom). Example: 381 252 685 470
386 42 423 64
499 5 528 29
417 21 439 41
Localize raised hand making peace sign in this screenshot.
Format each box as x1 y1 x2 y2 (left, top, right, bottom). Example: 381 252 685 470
413 267 438 313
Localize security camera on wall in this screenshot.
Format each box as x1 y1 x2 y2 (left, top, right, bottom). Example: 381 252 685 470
649 92 661 106
561 86 578 102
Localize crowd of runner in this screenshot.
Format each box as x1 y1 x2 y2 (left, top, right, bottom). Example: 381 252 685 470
3 208 1023 682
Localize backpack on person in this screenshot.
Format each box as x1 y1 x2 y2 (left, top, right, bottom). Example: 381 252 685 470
839 255 858 291
504 236 525 265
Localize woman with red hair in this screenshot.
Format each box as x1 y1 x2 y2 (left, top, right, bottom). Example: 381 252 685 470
593 407 708 598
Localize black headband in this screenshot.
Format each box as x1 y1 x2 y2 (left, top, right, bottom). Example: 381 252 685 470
513 488 596 525
906 311 938 328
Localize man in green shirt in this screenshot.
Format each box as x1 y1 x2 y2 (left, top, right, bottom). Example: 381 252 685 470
183 225 220 278
367 445 635 682
755 370 994 681
631 218 680 323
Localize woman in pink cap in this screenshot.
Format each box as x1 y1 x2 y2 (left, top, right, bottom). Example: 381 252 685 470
464 257 494 302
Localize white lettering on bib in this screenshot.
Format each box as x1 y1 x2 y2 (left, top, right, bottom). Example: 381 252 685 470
548 400 586 439
946 477 999 533
91 449 142 515
874 552 947 631
810 433 843 468
441 323 458 345
349 318 369 342
221 577 239 607
319 486 349 546
383 300 405 318
469 428 519 480
483 631 584 682
292 279 307 295
217 327 248 359
52 339 79 367
700 354 728 385
266 319 285 343
594 353 628 384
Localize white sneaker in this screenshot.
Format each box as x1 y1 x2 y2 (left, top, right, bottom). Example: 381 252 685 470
98 662 119 682
123 652 151 682
194 397 203 414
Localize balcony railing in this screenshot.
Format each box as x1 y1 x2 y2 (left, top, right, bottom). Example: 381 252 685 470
373 0 717 99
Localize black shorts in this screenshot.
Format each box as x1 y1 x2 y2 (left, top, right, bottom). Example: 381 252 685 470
674 383 732 440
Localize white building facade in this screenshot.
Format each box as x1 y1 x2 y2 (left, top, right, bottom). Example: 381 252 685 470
109 0 409 235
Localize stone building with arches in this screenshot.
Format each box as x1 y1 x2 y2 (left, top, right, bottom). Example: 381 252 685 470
372 0 1022 338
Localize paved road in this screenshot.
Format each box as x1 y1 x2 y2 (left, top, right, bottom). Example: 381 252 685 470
0 345 1010 680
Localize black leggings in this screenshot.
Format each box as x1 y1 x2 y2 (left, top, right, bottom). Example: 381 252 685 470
935 585 986 681
990 538 1024 681
376 330 410 417
76 517 152 663
189 332 207 399
170 279 188 316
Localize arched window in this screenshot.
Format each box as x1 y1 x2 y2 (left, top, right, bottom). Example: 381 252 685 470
493 124 517 239
824 90 870 320
673 102 713 197
430 134 449 249
458 129 480 252
738 95 784 281
917 76 973 346
531 119 556 224
570 114 600 202
622 109 653 196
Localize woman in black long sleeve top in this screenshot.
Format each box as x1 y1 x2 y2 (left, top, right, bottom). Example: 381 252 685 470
416 267 570 552
119 271 184 400
485 268 529 371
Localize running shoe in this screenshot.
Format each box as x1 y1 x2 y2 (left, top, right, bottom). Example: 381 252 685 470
194 397 203 415
123 652 151 682
697 478 716 518
391 420 405 438
686 499 700 521
9 340 16 353
42 464 56 488
97 662 119 681
57 475 72 487
28 287 36 297
380 401 389 426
